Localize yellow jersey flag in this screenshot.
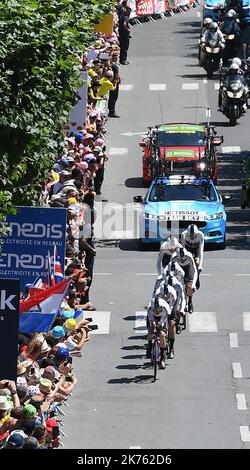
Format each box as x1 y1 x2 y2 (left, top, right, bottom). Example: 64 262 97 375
95 13 114 35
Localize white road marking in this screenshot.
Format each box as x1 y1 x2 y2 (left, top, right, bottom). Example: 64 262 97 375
182 83 199 90
221 146 241 154
87 311 111 335
136 273 155 276
200 273 212 276
129 446 142 449
109 147 128 155
229 333 238 348
232 362 243 378
197 11 201 17
243 312 250 331
240 426 250 442
203 78 208 84
135 311 147 332
120 84 134 91
188 312 217 332
236 394 247 410
149 84 166 91
236 273 250 276
94 273 111 276
121 131 146 136
214 83 220 90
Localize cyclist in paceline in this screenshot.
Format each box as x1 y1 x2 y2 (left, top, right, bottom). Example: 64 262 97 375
156 236 182 275
173 247 198 314
154 280 179 359
146 297 170 369
181 224 204 289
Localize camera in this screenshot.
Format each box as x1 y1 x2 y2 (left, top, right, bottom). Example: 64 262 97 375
85 317 93 322
89 324 98 331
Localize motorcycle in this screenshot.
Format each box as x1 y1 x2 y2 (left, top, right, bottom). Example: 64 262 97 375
201 37 223 78
220 75 248 125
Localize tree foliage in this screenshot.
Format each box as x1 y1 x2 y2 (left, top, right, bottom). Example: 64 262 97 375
0 0 114 235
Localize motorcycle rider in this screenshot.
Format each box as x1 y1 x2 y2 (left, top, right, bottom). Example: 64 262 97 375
156 236 182 275
220 10 241 58
146 297 170 368
173 247 198 314
181 224 204 289
199 18 213 63
200 22 225 67
201 22 225 47
219 62 248 111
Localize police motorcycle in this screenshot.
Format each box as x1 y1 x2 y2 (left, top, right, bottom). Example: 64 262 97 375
201 34 224 78
219 64 248 125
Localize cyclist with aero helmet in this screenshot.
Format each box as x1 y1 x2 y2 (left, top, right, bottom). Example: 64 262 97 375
156 236 182 275
181 224 204 289
164 269 186 332
146 297 170 369
154 280 179 359
173 247 198 314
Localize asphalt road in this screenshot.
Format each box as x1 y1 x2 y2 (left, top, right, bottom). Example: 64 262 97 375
63 7 250 449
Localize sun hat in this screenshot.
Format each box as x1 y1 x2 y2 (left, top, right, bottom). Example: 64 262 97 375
39 340 51 354
0 396 11 411
94 138 105 148
17 361 27 375
42 366 60 381
26 385 40 398
17 376 28 387
46 418 58 432
22 403 37 419
85 156 97 164
55 346 70 360
77 161 88 171
39 378 52 394
93 146 104 156
63 318 77 331
60 309 75 320
6 431 26 448
82 133 94 140
51 325 65 339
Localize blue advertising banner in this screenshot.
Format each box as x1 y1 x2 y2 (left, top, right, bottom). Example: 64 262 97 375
0 207 67 291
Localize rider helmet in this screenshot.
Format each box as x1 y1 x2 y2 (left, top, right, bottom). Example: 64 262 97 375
187 224 199 240
161 237 178 255
232 57 241 67
203 17 212 27
210 22 218 32
154 298 160 310
225 10 235 18
229 63 240 72
228 9 237 18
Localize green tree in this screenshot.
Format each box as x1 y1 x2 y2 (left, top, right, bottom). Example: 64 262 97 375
0 0 114 235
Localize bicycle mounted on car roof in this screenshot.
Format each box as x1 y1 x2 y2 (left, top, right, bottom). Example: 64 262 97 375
139 122 223 185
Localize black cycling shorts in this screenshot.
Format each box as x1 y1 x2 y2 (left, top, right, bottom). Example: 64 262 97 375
185 244 200 258
182 263 195 283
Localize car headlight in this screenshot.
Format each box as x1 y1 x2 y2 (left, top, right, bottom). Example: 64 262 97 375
145 213 158 220
207 212 224 220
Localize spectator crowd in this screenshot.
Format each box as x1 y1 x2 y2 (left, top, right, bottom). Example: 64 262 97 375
0 1 133 449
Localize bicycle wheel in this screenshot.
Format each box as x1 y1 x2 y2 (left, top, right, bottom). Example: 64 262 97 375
153 342 157 382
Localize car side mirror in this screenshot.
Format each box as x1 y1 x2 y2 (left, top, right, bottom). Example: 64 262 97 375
222 194 232 204
211 135 223 146
139 140 147 148
133 195 143 203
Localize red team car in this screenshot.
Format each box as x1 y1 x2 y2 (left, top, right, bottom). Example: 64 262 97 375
139 123 223 185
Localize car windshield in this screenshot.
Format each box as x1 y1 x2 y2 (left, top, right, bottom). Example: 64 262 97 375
157 131 205 147
149 182 217 202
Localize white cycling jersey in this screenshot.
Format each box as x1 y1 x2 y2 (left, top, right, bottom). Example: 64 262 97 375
181 229 204 270
147 297 171 326
156 240 182 275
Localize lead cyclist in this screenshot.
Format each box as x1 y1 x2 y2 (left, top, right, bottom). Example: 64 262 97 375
181 224 204 289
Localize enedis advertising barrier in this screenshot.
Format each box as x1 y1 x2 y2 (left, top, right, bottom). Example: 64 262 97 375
127 0 195 18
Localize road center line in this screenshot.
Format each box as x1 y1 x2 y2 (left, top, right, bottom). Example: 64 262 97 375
109 147 128 155
240 426 250 442
149 84 166 91
136 273 156 276
235 274 250 276
236 394 247 410
129 446 142 449
232 363 243 378
120 84 134 91
182 83 199 90
94 273 111 276
203 78 208 84
229 333 238 348
243 312 250 331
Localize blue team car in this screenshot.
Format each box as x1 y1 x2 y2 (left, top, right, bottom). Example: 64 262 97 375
134 175 231 248
203 0 225 21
